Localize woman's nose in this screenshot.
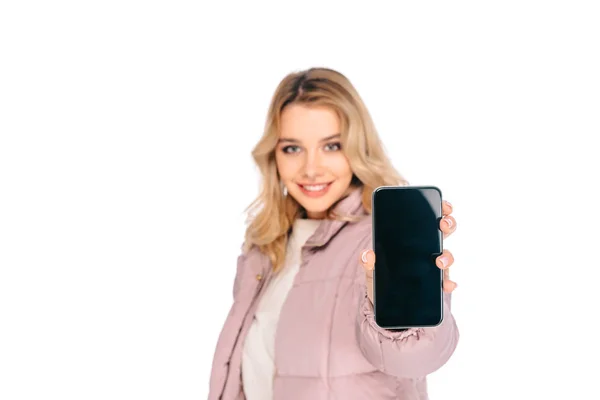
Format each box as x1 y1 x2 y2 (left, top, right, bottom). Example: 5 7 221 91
302 150 324 178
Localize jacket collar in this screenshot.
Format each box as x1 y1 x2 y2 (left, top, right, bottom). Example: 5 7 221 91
250 186 368 277
305 185 368 247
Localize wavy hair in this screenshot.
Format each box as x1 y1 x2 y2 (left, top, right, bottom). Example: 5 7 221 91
242 67 408 271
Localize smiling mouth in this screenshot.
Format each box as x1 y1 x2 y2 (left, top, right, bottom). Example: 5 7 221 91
298 182 332 190
296 181 333 196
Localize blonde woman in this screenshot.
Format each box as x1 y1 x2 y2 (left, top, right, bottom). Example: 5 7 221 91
208 67 459 400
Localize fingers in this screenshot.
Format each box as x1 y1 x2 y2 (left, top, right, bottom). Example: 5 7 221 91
440 200 456 239
441 200 457 292
362 249 453 275
436 249 454 270
360 249 375 303
443 279 458 293
360 249 458 295
440 215 457 236
442 200 453 217
440 252 458 293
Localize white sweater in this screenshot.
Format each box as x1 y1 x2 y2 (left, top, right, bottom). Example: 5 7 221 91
241 218 321 400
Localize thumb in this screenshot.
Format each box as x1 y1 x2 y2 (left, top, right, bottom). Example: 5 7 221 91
360 249 375 277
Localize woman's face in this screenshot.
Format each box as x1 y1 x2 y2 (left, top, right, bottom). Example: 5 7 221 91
275 104 353 219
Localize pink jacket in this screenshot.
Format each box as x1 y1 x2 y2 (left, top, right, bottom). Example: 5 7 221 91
208 187 459 399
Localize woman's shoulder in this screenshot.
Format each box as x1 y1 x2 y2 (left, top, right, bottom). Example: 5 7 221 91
238 240 265 263
239 240 255 258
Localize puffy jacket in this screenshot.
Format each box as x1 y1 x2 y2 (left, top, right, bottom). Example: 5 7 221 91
208 186 459 399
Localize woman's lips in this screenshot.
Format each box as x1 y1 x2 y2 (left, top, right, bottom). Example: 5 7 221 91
297 182 333 197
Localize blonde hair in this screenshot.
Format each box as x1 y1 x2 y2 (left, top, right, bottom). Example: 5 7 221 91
243 67 408 271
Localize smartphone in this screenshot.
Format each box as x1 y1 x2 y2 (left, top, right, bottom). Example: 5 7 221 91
372 185 444 329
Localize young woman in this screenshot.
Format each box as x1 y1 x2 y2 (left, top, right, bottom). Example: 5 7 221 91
208 67 459 400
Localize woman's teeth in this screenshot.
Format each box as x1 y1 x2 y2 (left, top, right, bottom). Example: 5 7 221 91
302 184 328 191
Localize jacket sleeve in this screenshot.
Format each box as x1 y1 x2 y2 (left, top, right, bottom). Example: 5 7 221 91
355 230 459 379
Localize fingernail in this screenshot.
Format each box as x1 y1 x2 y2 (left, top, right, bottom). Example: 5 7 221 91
361 250 368 264
445 218 453 228
439 257 447 268
446 200 452 208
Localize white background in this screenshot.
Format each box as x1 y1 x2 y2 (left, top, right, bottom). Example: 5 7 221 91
1 1 599 399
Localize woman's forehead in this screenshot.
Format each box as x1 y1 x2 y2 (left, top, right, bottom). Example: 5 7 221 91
279 104 340 141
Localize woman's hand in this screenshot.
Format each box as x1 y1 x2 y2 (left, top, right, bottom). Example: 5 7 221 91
360 200 458 305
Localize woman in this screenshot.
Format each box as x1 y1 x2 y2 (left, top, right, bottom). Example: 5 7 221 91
208 67 459 400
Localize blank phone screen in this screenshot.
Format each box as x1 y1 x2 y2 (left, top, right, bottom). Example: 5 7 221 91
372 186 444 329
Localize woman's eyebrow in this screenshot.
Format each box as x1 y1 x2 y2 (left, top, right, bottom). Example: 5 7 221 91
278 133 341 144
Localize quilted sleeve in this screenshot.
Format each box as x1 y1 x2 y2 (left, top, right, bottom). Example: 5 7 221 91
354 229 459 378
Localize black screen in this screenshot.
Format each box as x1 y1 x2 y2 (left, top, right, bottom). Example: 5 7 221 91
372 186 443 329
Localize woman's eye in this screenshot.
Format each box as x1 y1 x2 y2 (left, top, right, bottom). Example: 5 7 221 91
325 142 342 151
281 142 341 154
282 145 300 154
